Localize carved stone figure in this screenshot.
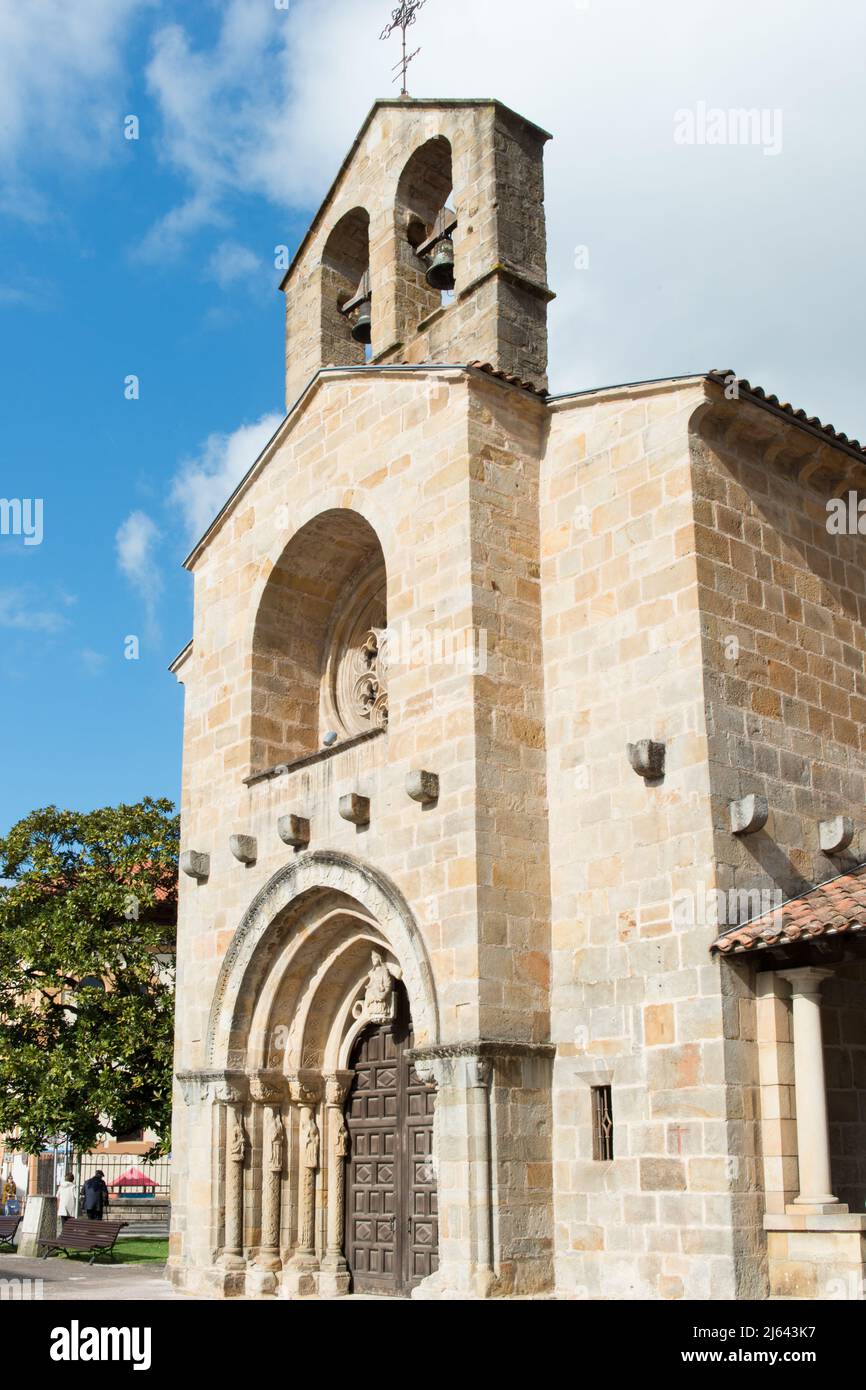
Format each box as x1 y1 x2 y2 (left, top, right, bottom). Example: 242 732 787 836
336 1119 350 1159
302 1111 320 1170
269 1110 285 1172
230 1115 246 1164
355 950 403 1025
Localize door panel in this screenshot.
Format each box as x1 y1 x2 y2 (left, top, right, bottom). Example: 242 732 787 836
345 987 438 1295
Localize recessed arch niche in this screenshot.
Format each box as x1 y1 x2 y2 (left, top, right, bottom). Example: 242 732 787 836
249 509 387 772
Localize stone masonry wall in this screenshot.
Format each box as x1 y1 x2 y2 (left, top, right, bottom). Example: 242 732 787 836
541 379 764 1300
693 400 866 905
171 367 555 1287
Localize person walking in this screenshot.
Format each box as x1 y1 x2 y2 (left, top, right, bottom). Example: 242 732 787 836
56 1171 77 1226
82 1170 109 1221
1 1172 16 1215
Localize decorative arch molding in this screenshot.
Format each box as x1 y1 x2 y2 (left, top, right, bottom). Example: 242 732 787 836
205 850 440 1071
254 488 400 619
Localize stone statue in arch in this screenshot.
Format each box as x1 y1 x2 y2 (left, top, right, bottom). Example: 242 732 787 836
354 950 403 1025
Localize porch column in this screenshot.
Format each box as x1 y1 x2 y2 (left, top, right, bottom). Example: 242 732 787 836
215 1078 249 1272
247 1072 286 1297
281 1070 323 1299
777 967 841 1212
318 1070 354 1297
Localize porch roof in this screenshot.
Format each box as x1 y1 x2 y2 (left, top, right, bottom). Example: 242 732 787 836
712 863 866 956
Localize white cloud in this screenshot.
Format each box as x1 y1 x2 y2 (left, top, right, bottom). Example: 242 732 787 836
115 510 163 634
80 648 107 675
0 588 67 633
204 240 266 291
0 271 56 310
0 0 149 211
142 0 866 436
171 414 283 542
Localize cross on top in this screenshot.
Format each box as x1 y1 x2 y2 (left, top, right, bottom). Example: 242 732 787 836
380 0 427 97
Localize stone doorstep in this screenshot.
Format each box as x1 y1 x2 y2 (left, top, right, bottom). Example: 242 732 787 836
764 1212 866 1233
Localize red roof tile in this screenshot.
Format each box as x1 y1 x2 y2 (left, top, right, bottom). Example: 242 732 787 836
712 863 866 955
706 371 866 458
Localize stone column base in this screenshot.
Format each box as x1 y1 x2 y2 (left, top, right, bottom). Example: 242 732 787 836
411 1267 499 1300
765 1212 866 1300
317 1264 351 1298
280 1256 319 1299
203 1263 248 1298
246 1264 281 1298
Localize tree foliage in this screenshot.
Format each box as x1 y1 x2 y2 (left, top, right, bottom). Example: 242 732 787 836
0 799 178 1155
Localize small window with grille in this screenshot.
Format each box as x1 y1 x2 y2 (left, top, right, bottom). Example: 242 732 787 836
591 1085 614 1161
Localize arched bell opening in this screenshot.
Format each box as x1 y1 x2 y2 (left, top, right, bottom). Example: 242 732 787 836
320 206 372 363
395 135 456 330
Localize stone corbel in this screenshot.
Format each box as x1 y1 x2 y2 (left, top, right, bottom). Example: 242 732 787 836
230 834 258 866
627 740 665 782
278 814 311 850
730 794 769 835
180 850 210 882
819 816 854 854
406 770 440 805
339 793 370 826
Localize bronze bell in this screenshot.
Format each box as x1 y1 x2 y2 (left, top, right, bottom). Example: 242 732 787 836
351 297 372 345
426 237 455 292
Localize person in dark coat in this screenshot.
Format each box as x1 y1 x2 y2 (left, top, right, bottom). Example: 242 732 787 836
82 1170 110 1220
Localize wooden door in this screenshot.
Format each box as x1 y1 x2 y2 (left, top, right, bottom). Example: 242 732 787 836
344 986 438 1295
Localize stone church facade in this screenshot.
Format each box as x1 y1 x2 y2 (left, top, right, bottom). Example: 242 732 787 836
168 98 866 1300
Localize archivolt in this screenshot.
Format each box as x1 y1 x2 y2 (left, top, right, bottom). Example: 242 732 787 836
205 851 439 1071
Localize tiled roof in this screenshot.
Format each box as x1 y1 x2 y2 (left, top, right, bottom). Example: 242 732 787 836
467 360 549 396
706 370 866 458
712 863 866 955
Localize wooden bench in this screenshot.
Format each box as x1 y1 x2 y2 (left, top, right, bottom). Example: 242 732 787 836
0 1215 21 1251
39 1218 128 1265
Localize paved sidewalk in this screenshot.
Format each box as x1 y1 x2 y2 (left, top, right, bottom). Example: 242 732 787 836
0 1253 180 1301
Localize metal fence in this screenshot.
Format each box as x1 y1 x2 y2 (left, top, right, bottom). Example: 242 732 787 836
77 1153 172 1199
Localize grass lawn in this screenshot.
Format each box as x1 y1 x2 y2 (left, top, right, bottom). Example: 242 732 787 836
104 1238 169 1265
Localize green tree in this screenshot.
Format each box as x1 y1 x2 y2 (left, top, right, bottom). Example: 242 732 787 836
0 799 178 1155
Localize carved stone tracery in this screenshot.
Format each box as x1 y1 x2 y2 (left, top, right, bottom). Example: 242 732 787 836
351 628 389 729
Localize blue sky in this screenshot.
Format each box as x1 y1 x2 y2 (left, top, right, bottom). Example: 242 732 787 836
1 0 865 834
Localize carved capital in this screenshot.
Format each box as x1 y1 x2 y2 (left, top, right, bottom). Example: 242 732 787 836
412 1057 446 1089
324 1071 354 1109
178 1069 248 1107
289 1069 323 1107
249 1071 286 1106
471 1057 493 1089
